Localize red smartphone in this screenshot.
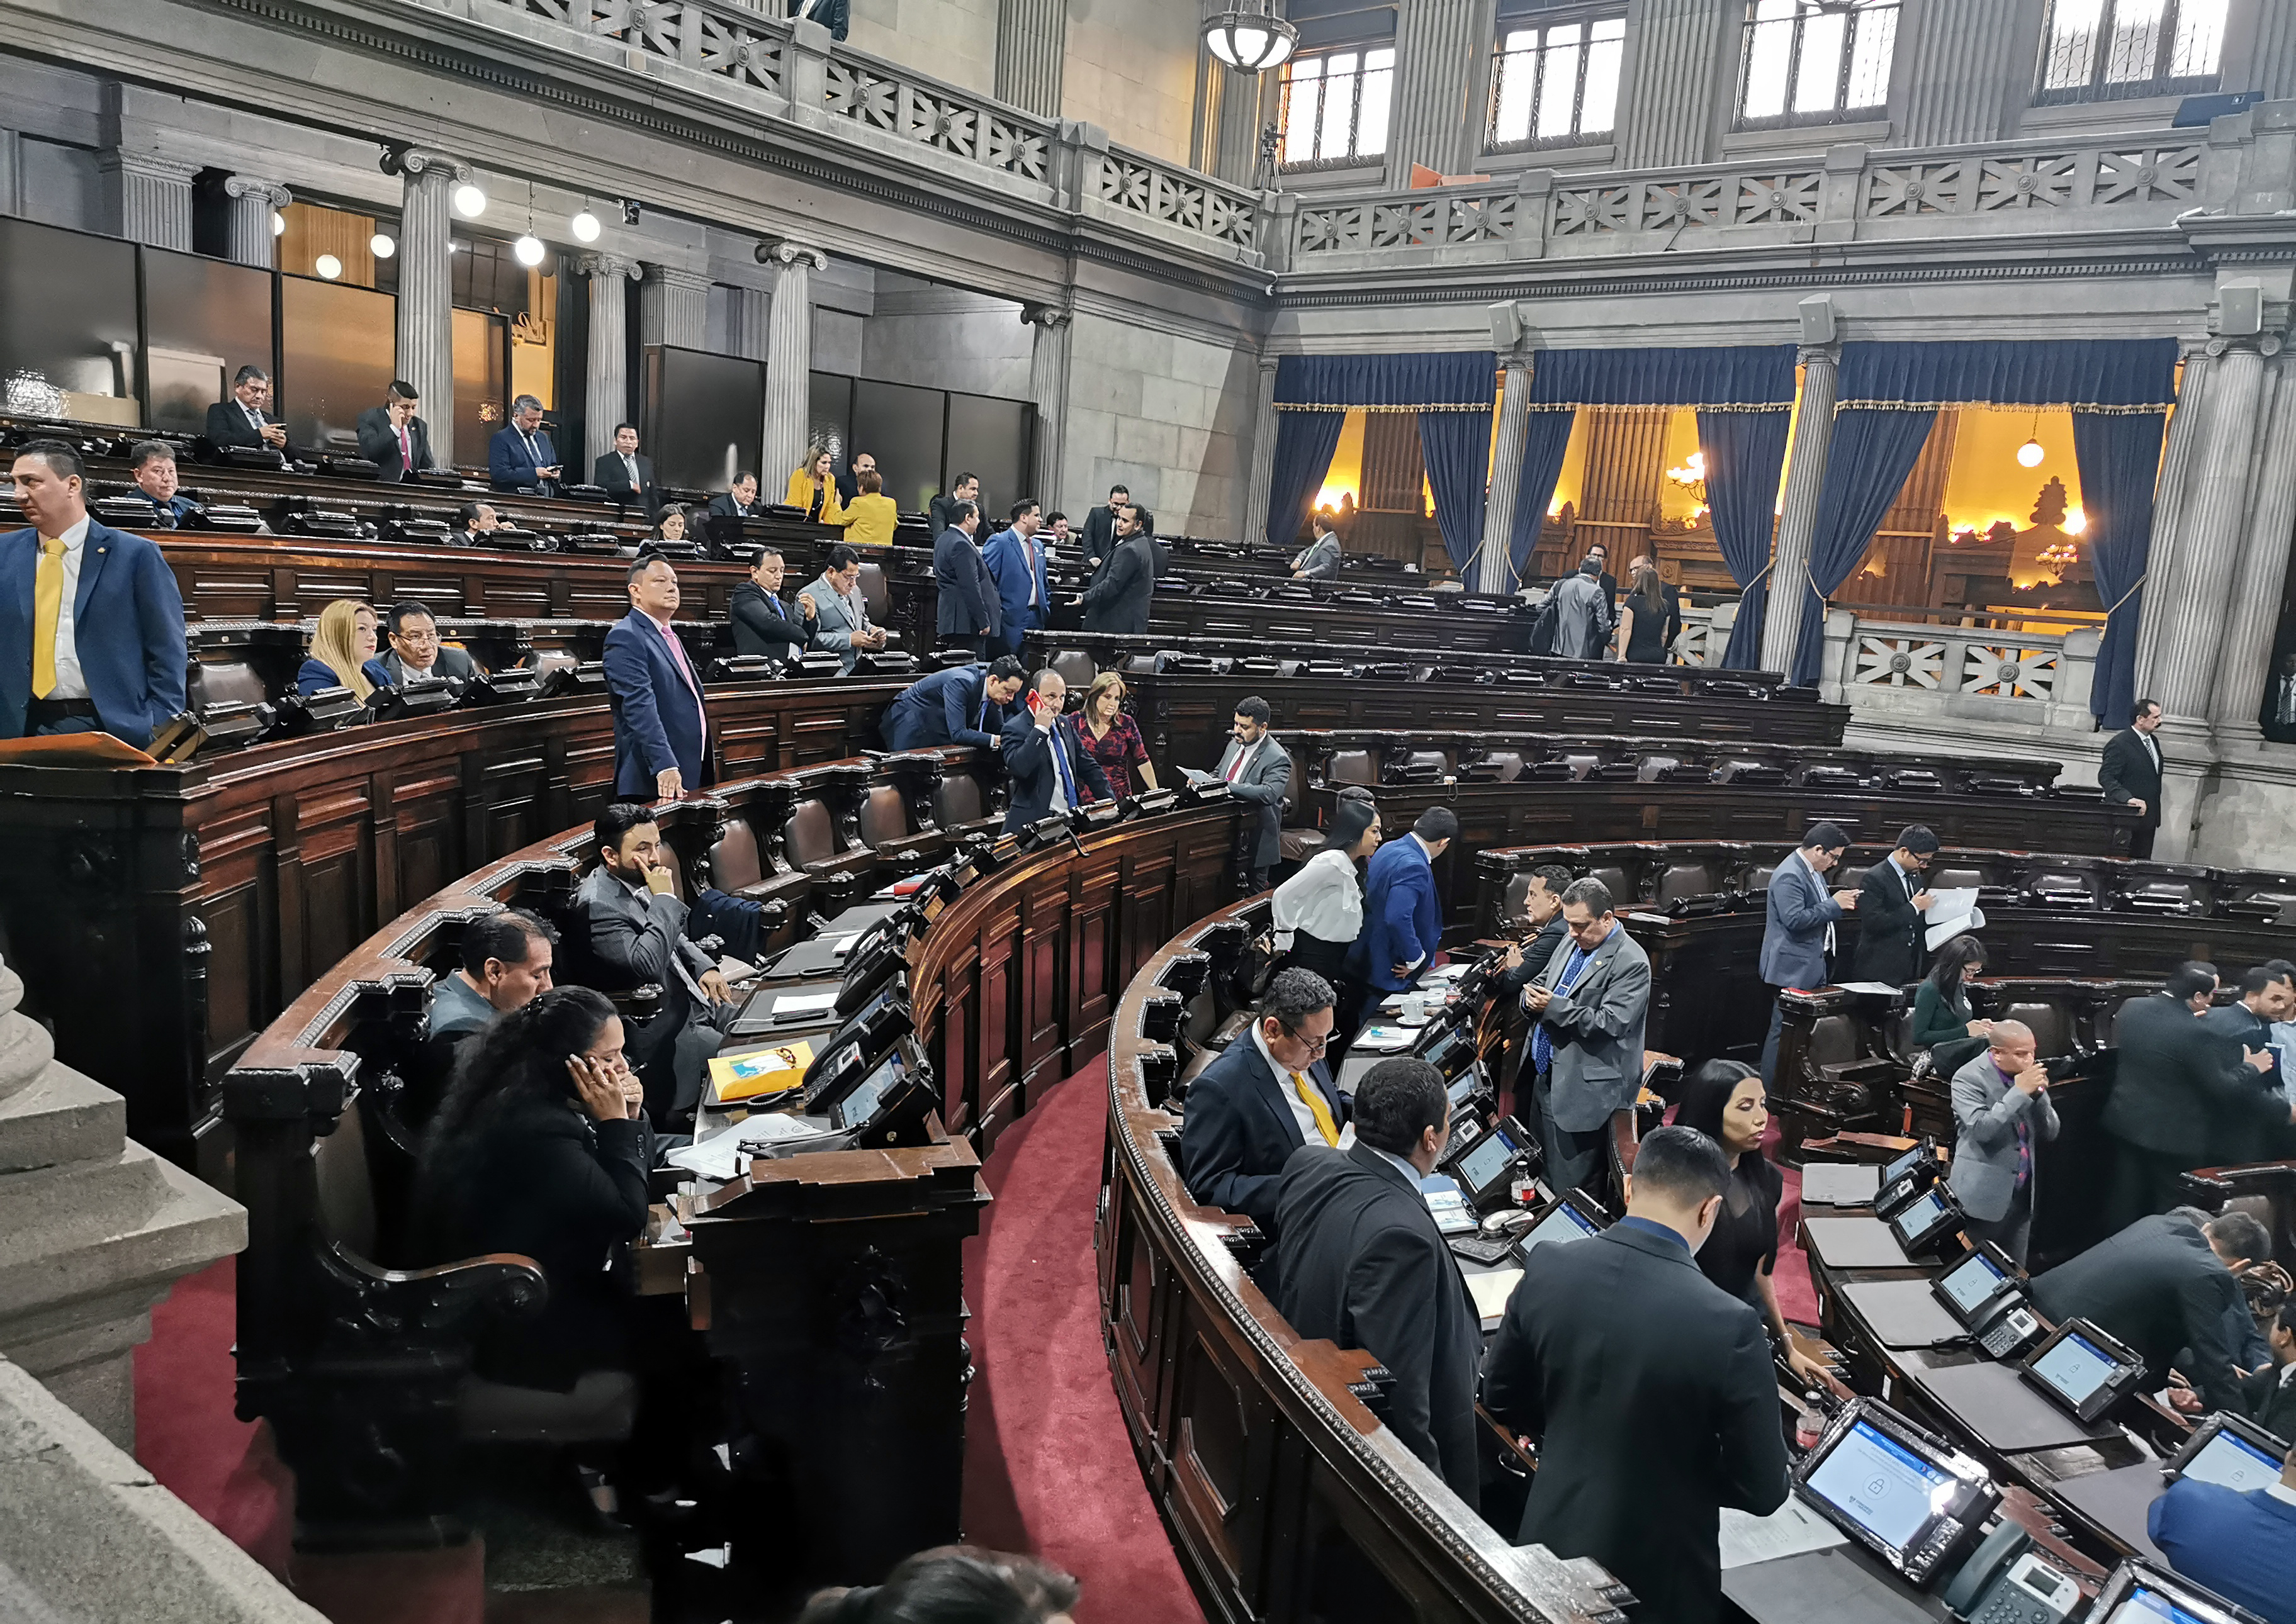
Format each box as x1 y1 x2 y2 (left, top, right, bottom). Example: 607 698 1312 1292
1026 690 1045 718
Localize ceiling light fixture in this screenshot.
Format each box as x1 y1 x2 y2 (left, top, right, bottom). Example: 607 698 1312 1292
452 182 488 218
271 211 285 237
371 232 397 259
314 254 342 280
570 206 602 244
514 233 546 267
1203 1 1298 73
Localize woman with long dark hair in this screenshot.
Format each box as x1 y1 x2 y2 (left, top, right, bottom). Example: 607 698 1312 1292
797 1546 1079 1624
1913 934 1992 1080
1617 556 1682 665
1672 1059 1839 1392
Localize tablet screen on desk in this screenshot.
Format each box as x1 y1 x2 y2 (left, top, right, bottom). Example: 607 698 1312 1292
2029 1328 2119 1408
1517 1200 1601 1255
1801 1417 1957 1555
1881 1142 1926 1185
2108 1584 2235 1624
1938 1249 2009 1314
2181 1426 2285 1494
1454 1130 1514 1193
831 1051 904 1131
1888 1189 1948 1246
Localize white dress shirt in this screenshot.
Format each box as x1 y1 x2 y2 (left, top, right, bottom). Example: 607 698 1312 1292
620 452 640 490
1271 848 1363 950
1371 1146 1423 1187
642 608 706 725
1250 1019 1354 1150
40 516 91 700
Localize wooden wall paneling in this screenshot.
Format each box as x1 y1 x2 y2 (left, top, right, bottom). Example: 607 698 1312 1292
972 895 1023 1150
1120 845 1178 990
1018 873 1068 1100
1165 1292 1283 1610
1066 848 1122 1061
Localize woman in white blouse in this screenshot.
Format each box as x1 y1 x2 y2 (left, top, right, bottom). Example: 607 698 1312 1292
1271 792 1381 988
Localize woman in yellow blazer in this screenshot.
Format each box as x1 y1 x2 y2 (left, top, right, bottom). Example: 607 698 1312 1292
839 468 899 548
784 447 846 526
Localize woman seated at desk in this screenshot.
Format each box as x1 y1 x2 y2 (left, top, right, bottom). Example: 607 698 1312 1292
1914 934 1993 1080
295 598 390 700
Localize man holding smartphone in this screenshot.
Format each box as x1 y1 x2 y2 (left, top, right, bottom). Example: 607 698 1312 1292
488 395 562 495
999 669 1108 832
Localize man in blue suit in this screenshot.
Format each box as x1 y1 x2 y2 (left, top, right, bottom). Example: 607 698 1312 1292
3 440 186 749
998 669 1108 832
2148 1436 2296 1624
1758 822 1860 1082
1351 807 1456 999
488 395 561 495
126 442 203 529
980 500 1050 659
933 500 998 658
1180 968 1347 1246
603 556 708 801
881 656 1025 753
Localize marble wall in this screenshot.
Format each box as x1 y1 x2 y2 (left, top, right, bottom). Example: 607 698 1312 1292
1061 0 1205 167
1062 310 1254 537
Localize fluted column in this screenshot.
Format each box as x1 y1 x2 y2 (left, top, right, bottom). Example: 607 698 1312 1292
1213 64 1267 186
2211 353 2296 737
639 264 711 352
730 286 770 362
98 152 196 250
221 174 290 271
1760 344 1840 677
758 239 827 484
995 0 1067 118
1383 0 1499 189
1616 0 1730 170
2257 1 2296 102
1476 352 1535 595
385 148 466 465
1897 0 2020 147
580 254 641 466
2130 346 2214 702
1242 354 1281 548
2148 339 2270 722
1023 303 1072 510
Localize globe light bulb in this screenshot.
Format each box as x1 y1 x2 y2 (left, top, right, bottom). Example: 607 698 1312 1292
2017 439 2045 468
570 210 602 244
452 182 488 218
271 211 285 237
371 232 396 259
514 233 546 267
314 254 343 280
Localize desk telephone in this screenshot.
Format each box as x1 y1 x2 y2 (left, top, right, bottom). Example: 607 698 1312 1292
1976 1302 2044 1360
1937 1524 2079 1624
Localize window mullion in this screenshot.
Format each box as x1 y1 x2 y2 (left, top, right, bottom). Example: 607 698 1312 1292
1349 59 1364 158
1571 32 1588 133
1784 18 1806 116
2158 0 2180 82
1835 13 1854 113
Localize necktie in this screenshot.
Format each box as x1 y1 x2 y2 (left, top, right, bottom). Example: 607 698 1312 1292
32 537 65 698
2013 1117 2031 1189
397 425 411 469
1532 944 1594 1072
1292 1070 1338 1147
1226 740 1249 782
657 620 704 716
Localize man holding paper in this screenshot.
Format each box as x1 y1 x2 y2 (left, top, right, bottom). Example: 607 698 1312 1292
1849 825 1938 986
1757 823 1859 1084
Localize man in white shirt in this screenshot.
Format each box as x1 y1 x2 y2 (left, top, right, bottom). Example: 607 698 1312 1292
1178 968 1350 1241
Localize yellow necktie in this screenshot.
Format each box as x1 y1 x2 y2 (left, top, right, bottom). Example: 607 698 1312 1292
1292 1070 1339 1148
31 537 65 700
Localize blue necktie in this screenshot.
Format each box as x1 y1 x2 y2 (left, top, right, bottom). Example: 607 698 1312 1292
1532 945 1594 1073
1050 725 1079 809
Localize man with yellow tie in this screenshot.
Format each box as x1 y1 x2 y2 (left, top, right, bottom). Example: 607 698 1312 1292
3 441 187 749
1178 969 1349 1246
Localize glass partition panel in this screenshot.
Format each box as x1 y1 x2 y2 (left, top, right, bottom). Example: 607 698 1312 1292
852 378 946 516
0 218 138 425
452 308 508 471
279 275 395 454
943 391 1031 521
142 248 274 437
809 371 854 475
644 345 763 494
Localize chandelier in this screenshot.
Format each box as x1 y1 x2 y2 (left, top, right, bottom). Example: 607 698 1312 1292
1203 1 1298 74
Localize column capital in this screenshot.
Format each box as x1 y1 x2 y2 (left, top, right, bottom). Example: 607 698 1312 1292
1796 341 1841 367
578 252 642 282
1020 302 1072 331
382 147 470 184
222 174 291 208
644 263 714 293
1258 352 1281 376
757 239 828 272
2205 333 2282 359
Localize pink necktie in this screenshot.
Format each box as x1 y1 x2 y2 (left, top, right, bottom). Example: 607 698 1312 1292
658 620 704 715
398 427 411 468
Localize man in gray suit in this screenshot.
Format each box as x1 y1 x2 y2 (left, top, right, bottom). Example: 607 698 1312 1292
1548 556 1612 661
799 543 888 673
1291 513 1342 582
1758 822 1860 1084
1198 695 1291 891
1946 1021 2061 1264
1523 876 1650 1201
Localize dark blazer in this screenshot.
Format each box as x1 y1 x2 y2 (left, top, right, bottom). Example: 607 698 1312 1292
1082 532 1156 634
295 655 390 700
354 406 436 482
1483 1221 1791 1624
592 449 660 518
1081 504 1119 579
1179 1031 1346 1237
203 398 279 449
2200 1001 2295 1163
1275 1143 1481 1509
488 424 559 493
375 645 479 686
1501 917 1570 999
2099 727 2164 829
124 491 203 529
998 709 1110 832
796 0 848 38
1352 835 1443 994
933 528 998 639
706 493 762 520
980 527 1049 654
2148 1477 2296 1624
2235 1362 2296 1442
1850 855 1927 985
2031 1213 2255 1413
602 608 708 797
882 664 1008 753
0 522 187 748
728 581 807 662
2106 994 2286 1163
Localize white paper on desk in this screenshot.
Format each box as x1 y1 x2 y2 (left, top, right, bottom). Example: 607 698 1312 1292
1354 1024 1415 1052
739 1112 836 1145
665 1133 748 1183
1466 1268 1522 1322
1924 890 1984 952
828 935 860 957
1833 982 1901 996
1719 1498 1849 1571
771 991 839 1017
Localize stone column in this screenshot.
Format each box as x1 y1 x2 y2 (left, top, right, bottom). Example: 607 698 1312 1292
995 0 1067 119
731 286 770 362
1896 0 2020 147
385 148 466 466
1760 342 1840 677
639 264 711 352
2210 353 2296 739
1383 0 1499 189
758 239 827 484
2148 339 2268 723
1023 303 1073 511
98 152 196 250
1214 65 1267 187
1616 0 1730 170
1476 351 1535 595
2130 345 2213 702
2257 3 2296 103
221 174 290 271
580 254 641 467
1242 353 1281 548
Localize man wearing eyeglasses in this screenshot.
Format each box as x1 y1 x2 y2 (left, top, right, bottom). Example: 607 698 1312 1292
1179 968 1350 1249
1850 824 1939 987
373 603 481 686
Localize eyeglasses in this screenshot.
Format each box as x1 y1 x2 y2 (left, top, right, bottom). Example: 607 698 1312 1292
1280 1023 1332 1055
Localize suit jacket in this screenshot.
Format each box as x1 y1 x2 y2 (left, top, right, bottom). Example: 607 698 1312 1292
802 572 874 674
0 521 187 748
1179 1031 1346 1237
1759 851 1842 990
2235 1362 2296 1443
1082 532 1156 634
1352 835 1444 995
1526 922 1650 1131
1549 573 1611 661
706 493 762 520
123 491 202 529
488 425 559 493
882 664 1008 753
998 710 1110 832
1946 1053 2061 1222
1483 1221 1791 1624
1275 1143 1480 1509
296 655 390 699
2200 1002 2294 1162
594 450 660 518
356 406 436 483
1292 535 1341 581
1081 505 1119 581
928 493 968 538
2148 1478 2296 1624
575 864 716 1077
203 398 279 450
1850 855 1927 985
2099 727 2165 829
2031 1213 2254 1413
375 645 480 686
602 609 709 797
796 0 848 38
728 580 806 661
980 528 1049 648
2107 994 2285 1163
1213 735 1292 867
933 528 998 639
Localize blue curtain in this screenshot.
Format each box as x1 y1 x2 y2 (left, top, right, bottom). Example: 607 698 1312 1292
1789 408 1939 687
1699 408 1794 670
1264 411 1346 549
1420 408 1495 574
1531 345 1799 408
1504 414 1578 590
2073 408 2168 727
1837 339 2180 410
1276 350 1497 409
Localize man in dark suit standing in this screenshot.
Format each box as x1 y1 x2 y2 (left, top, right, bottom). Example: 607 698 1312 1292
980 501 1050 659
2100 697 2167 859
2 441 187 748
1483 1126 1791 1623
706 472 762 521
1082 503 1156 634
602 556 709 802
592 423 659 520
1499 862 1575 1115
928 472 979 539
125 442 203 528
1181 969 1346 1241
1850 824 1938 985
488 395 561 495
2201 961 2296 1162
794 0 848 36
1351 806 1455 1000
355 381 436 483
1275 1058 1480 1509
1759 822 1860 1083
881 656 1025 753
203 366 288 452
998 668 1108 832
1079 483 1129 583
2103 963 2289 1225
933 500 997 658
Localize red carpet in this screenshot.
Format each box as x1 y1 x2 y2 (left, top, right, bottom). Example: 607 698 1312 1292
961 1061 1207 1624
